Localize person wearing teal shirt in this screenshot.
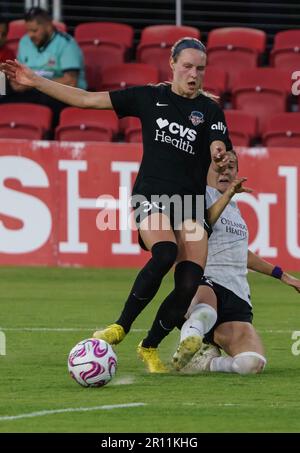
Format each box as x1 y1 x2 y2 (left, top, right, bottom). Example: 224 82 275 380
17 10 86 89
2 7 87 131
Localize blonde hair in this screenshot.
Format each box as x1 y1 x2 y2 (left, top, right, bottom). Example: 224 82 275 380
199 89 219 103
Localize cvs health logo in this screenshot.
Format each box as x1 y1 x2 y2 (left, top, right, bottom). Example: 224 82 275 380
156 118 197 141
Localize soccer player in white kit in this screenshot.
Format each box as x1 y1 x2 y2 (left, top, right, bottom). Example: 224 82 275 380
173 150 300 375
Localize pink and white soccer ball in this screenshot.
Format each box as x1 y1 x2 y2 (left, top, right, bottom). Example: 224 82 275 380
68 338 117 387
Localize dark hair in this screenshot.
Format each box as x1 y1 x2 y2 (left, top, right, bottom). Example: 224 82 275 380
171 37 206 61
24 7 51 23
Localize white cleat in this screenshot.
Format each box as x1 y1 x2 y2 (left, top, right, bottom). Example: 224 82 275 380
181 344 221 374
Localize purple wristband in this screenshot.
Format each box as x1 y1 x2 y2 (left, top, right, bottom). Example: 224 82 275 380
271 266 283 279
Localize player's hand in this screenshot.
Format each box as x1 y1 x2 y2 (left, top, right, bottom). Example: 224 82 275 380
0 59 37 88
211 145 229 173
9 79 30 92
281 273 300 294
226 177 253 198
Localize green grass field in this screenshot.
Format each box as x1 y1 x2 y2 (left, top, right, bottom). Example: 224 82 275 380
0 266 300 433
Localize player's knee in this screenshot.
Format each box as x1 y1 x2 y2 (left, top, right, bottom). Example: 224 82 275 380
151 241 178 273
189 303 217 331
232 352 266 375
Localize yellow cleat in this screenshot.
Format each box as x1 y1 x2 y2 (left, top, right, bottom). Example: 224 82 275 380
93 323 126 345
137 342 168 373
172 335 202 371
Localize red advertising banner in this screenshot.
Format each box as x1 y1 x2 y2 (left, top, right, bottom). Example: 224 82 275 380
0 140 299 270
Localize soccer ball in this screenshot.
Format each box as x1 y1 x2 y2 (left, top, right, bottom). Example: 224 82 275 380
68 338 117 387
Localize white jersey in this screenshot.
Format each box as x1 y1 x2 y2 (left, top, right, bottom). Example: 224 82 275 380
205 186 251 306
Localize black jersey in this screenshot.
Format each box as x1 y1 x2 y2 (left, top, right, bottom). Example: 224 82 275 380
110 84 232 198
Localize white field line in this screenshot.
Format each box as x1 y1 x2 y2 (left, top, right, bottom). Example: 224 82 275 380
0 327 293 334
0 327 146 332
183 402 300 409
0 402 146 422
0 400 297 422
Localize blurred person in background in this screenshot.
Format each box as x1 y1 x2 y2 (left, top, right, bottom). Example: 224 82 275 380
0 7 86 128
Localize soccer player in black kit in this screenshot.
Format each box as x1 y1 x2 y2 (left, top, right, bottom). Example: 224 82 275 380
1 37 232 372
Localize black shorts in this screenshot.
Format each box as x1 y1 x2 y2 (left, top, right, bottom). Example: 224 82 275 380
131 193 212 251
199 277 253 346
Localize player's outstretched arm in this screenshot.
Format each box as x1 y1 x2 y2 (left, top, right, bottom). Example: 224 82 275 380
247 250 300 294
208 177 252 226
0 59 112 110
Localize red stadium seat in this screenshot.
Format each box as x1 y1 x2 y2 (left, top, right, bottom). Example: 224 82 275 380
203 66 227 98
7 19 67 54
137 25 200 81
0 103 52 139
270 30 300 72
262 112 300 147
207 27 266 91
224 110 257 146
101 64 159 136
232 68 291 134
100 63 159 91
123 117 142 143
74 22 134 90
55 108 119 142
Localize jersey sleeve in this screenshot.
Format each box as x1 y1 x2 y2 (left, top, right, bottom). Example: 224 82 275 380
205 186 220 209
109 86 148 118
207 103 232 150
60 39 83 72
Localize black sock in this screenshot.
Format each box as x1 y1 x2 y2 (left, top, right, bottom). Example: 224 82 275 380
116 241 177 333
142 261 204 347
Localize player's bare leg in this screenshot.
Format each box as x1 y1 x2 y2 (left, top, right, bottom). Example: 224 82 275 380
183 321 266 375
209 321 266 374
214 321 265 356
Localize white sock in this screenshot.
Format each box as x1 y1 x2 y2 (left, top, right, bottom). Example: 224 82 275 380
232 352 267 375
210 352 267 374
180 303 217 342
210 356 234 372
